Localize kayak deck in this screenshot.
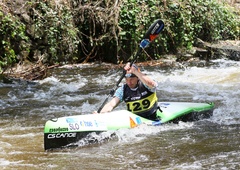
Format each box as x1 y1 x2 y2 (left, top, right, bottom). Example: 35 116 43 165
44 102 214 150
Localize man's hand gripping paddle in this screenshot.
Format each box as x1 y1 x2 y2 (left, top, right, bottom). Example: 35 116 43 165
97 19 164 113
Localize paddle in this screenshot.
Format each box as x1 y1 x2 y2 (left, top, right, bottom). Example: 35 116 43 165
97 19 164 113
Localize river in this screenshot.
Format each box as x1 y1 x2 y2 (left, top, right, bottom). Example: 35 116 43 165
0 59 239 170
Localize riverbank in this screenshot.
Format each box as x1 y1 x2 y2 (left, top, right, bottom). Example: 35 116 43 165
2 39 239 81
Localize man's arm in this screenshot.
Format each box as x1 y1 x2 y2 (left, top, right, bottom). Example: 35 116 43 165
134 71 157 89
98 97 120 113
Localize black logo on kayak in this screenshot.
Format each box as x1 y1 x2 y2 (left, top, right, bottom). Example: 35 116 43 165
49 127 68 133
47 132 77 139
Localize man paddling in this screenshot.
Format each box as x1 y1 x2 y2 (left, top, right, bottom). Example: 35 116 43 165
94 63 159 121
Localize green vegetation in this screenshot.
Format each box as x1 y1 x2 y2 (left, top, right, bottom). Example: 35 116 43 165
163 0 239 50
0 0 239 73
26 1 79 64
119 0 239 59
0 10 29 73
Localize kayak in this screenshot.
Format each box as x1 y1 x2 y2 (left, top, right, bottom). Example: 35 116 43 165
44 102 214 150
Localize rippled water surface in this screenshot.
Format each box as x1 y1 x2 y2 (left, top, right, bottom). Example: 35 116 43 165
0 59 239 169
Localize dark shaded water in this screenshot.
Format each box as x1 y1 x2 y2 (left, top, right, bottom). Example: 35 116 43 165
0 59 239 169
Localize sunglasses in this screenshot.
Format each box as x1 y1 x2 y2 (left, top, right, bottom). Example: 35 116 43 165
125 73 137 78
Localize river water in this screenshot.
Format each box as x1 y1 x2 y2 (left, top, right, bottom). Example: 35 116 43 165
0 59 239 170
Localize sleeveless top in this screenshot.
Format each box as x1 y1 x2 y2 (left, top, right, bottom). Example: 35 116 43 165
123 81 158 117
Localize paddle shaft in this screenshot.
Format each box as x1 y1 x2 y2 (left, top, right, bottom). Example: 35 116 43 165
97 19 164 113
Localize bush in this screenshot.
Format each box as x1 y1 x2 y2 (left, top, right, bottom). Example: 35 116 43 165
27 1 79 64
118 0 239 60
163 0 239 50
0 10 29 73
1 0 239 69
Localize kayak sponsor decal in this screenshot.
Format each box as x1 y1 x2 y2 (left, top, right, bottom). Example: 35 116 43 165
160 103 170 105
130 117 137 128
68 120 95 131
66 118 78 123
160 103 170 108
66 118 107 131
152 121 161 126
49 127 68 133
47 132 77 139
135 117 142 124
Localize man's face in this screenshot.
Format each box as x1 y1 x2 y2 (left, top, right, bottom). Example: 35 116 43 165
125 77 138 89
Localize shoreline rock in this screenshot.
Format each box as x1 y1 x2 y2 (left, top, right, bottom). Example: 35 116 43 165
195 39 240 61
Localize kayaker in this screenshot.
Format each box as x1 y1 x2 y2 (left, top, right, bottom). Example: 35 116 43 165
94 62 159 121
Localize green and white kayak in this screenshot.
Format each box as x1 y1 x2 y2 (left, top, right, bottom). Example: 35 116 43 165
44 102 214 150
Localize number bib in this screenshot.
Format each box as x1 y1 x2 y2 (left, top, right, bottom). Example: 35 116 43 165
123 82 158 115
126 93 157 113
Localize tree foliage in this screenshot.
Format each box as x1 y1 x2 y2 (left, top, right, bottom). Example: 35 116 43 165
0 0 239 73
0 10 29 73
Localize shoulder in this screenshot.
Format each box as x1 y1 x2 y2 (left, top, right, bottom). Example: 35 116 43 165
114 84 124 101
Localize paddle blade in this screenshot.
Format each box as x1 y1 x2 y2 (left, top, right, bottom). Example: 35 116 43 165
140 19 164 48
